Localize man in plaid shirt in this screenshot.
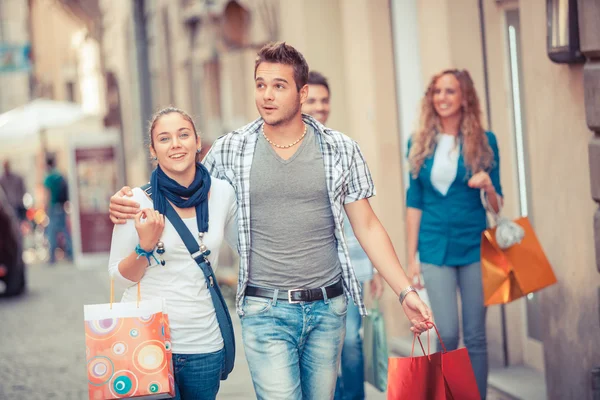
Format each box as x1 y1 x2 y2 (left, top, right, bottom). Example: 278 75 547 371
109 42 431 399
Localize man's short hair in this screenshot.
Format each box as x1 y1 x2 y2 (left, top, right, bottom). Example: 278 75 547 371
46 156 56 169
307 71 330 94
254 42 309 91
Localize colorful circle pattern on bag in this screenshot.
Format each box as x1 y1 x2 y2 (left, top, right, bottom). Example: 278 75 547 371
136 314 155 325
88 356 114 386
149 381 161 393
109 370 138 398
133 340 167 374
112 342 127 356
86 318 124 340
85 311 174 398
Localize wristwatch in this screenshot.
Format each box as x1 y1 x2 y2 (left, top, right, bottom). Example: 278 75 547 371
399 285 417 305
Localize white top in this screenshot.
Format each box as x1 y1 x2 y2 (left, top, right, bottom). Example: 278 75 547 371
108 178 238 354
430 133 459 195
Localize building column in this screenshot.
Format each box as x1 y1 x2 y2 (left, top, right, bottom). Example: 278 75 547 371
578 1 600 395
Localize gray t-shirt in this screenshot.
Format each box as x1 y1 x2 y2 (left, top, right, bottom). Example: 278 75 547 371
248 126 341 289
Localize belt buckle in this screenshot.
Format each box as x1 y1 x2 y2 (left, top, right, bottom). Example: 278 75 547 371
287 288 303 304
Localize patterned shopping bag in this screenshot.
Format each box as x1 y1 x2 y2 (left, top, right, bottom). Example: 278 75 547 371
84 293 175 399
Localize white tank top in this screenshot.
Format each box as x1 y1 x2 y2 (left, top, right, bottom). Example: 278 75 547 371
430 133 459 195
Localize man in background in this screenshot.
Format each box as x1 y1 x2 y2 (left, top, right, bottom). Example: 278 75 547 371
0 160 26 220
304 70 384 400
44 156 72 264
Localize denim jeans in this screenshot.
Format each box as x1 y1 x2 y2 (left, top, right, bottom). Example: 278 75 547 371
240 292 348 400
334 285 364 400
47 204 72 263
421 262 488 399
171 348 224 400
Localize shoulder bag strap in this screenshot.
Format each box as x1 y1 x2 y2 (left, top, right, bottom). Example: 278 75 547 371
142 184 235 380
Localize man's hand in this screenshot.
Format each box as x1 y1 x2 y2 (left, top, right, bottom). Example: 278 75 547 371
369 273 384 300
109 186 140 224
402 291 432 334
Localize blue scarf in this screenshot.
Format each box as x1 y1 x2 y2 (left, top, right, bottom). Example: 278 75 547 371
150 163 211 233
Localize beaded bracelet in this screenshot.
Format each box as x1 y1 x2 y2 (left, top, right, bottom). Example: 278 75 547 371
135 244 161 266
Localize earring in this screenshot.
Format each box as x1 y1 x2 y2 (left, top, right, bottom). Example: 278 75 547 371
196 148 202 154
153 156 158 161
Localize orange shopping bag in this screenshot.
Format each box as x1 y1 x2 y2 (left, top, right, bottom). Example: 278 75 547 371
387 324 480 400
84 282 175 399
480 216 557 306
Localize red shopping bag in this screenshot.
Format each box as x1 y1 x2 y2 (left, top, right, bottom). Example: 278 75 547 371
387 324 480 400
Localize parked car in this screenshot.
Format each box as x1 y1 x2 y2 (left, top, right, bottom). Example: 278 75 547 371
0 186 26 296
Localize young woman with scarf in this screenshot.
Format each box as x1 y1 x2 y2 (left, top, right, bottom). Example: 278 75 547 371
108 107 237 399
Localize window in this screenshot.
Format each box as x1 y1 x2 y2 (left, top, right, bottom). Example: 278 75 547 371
506 8 543 343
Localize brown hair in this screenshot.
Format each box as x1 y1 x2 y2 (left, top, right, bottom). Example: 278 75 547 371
408 69 493 177
148 107 200 160
307 71 330 94
254 41 309 91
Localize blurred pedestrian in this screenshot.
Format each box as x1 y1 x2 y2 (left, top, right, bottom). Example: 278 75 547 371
109 42 431 400
0 160 26 220
406 68 503 398
303 70 384 400
108 107 237 399
303 71 331 126
43 156 72 264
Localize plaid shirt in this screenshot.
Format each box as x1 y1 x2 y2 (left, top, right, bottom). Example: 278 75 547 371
203 114 376 316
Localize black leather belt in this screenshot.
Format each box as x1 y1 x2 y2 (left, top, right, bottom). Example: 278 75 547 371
245 280 344 304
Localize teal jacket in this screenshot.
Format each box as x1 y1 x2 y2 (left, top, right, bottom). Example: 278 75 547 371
406 131 503 267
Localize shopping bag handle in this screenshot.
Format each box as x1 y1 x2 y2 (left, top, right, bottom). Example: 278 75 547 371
411 329 430 359
480 189 503 224
410 322 448 359
110 279 141 309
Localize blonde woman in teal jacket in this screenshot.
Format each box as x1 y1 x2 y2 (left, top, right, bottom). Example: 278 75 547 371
406 69 503 399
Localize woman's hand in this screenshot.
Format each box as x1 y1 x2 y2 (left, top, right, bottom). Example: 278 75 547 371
407 260 424 290
402 292 432 334
468 171 494 193
135 208 165 251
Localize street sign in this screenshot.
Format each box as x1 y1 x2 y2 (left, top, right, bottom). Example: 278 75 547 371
0 43 32 73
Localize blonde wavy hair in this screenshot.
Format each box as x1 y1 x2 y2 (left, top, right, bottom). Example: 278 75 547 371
408 69 493 178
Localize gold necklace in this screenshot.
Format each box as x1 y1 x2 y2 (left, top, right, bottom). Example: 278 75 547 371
262 123 307 149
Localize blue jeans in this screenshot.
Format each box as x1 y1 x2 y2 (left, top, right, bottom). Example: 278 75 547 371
241 292 347 400
334 286 364 400
171 349 224 400
47 204 72 263
421 262 488 399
